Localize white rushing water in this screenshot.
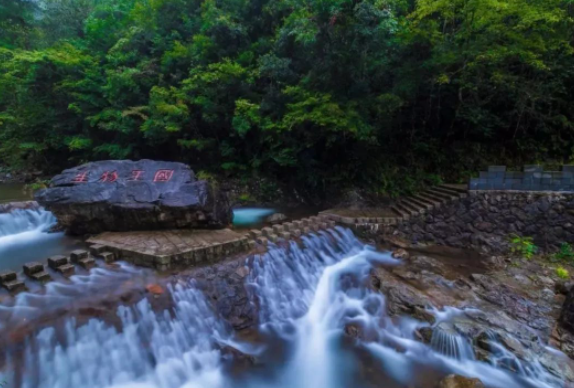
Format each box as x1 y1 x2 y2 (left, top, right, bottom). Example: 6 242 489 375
0 208 80 270
0 227 566 388
0 208 56 240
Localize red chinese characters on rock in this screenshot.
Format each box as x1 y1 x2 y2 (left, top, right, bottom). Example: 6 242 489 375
70 169 175 183
153 169 174 182
71 171 89 183
128 170 145 181
99 171 118 183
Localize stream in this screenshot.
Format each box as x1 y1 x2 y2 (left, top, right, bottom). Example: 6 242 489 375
0 212 565 388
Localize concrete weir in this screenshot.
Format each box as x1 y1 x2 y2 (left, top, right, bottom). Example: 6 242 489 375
86 216 336 270
87 228 253 270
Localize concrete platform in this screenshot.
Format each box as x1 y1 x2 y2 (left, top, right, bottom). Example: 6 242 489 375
87 229 251 270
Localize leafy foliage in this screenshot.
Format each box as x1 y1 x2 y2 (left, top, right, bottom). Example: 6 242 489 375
552 243 574 263
1 0 574 198
556 266 570 280
508 234 537 259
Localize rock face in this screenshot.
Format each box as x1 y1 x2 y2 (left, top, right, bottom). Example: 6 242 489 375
561 286 574 334
0 201 39 214
436 374 485 388
35 160 232 234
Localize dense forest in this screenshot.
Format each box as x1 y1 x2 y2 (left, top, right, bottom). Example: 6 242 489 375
1 0 574 196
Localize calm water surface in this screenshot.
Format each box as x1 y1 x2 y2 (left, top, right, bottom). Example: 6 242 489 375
0 183 32 203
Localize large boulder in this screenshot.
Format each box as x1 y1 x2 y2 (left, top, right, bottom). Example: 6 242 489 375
35 160 232 234
561 285 574 333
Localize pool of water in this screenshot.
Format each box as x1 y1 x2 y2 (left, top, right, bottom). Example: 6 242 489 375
0 183 32 204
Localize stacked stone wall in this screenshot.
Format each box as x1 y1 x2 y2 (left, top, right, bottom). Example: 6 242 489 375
395 191 574 253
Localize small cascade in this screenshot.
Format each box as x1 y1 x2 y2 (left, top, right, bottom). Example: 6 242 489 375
0 208 56 238
0 208 79 270
3 281 229 388
430 322 475 360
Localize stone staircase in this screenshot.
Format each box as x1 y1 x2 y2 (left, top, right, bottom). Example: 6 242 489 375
320 184 468 228
390 184 468 221
247 216 336 246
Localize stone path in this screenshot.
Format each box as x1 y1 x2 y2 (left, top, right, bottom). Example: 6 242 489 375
88 229 251 270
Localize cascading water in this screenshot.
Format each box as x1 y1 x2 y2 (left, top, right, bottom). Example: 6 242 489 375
0 227 568 388
0 208 80 270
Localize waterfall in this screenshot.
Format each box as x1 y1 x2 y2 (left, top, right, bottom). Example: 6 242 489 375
430 322 475 360
0 208 78 270
0 208 56 238
0 226 567 388
4 282 228 388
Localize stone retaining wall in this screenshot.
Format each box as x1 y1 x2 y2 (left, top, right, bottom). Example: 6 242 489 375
393 191 574 254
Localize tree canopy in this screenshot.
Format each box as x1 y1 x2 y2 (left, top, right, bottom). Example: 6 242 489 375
1 0 573 197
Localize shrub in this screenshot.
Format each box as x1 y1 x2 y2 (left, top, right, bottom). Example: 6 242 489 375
552 243 574 263
556 266 570 280
508 234 537 259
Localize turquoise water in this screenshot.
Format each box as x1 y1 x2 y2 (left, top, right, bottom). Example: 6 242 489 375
232 208 275 227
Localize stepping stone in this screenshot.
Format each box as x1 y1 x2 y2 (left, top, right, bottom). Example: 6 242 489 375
247 240 256 250
89 244 107 256
100 251 116 263
272 224 285 233
23 262 44 276
249 230 262 239
30 271 51 282
2 279 25 293
279 231 291 240
78 257 96 269
291 229 302 238
56 264 75 276
256 236 268 245
261 227 273 237
47 255 69 270
0 271 17 284
268 234 279 242
70 249 89 262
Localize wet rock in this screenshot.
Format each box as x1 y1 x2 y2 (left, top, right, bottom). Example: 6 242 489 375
561 286 574 334
484 256 505 271
538 350 574 382
391 248 409 260
415 326 433 343
556 281 574 296
344 322 379 342
145 284 164 295
436 374 485 388
35 160 232 234
0 201 39 214
265 212 287 224
220 344 257 366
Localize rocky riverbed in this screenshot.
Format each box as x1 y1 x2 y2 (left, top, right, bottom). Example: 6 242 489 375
366 243 574 385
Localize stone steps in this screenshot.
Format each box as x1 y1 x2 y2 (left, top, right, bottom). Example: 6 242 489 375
249 216 338 246
0 271 25 292
320 184 469 232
